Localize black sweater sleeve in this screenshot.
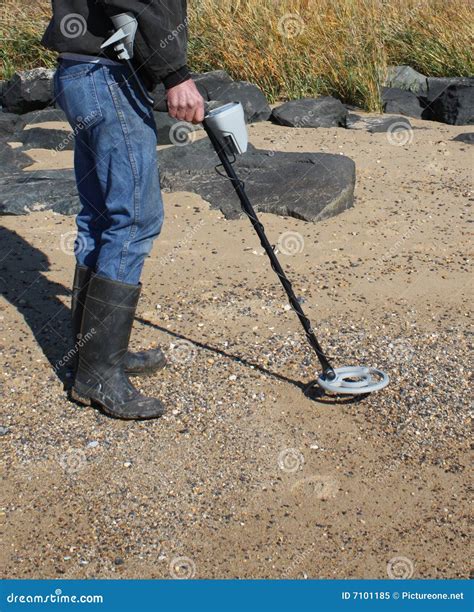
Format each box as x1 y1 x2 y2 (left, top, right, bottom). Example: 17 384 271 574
98 0 190 89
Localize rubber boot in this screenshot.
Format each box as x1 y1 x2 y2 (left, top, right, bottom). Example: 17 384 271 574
71 265 166 375
70 274 166 420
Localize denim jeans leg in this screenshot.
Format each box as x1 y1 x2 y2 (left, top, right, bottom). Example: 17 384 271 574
54 64 108 269
73 134 109 269
54 60 164 286
92 65 164 285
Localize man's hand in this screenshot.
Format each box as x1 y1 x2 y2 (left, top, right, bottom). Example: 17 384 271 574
166 79 205 124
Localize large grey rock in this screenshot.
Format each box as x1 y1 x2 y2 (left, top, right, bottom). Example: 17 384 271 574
153 111 201 145
452 132 474 145
425 82 474 125
271 97 348 128
0 169 79 215
191 70 233 89
385 66 428 95
381 87 423 118
425 77 473 103
151 81 207 113
151 83 167 111
0 131 355 222
206 80 271 123
15 127 74 151
159 139 355 222
0 80 6 106
0 143 33 177
151 71 232 112
21 108 67 125
3 69 54 114
347 113 413 134
151 72 269 123
0 112 22 137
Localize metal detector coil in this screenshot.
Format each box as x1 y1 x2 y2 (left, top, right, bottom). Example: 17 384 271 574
203 103 389 398
317 366 389 395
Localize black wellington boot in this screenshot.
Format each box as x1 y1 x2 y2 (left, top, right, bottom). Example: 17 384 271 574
71 265 166 375
70 274 166 420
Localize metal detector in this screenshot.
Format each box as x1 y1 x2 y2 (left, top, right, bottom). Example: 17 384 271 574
103 14 389 396
202 103 389 396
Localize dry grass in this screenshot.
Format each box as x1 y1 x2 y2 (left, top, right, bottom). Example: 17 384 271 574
1 0 473 110
0 0 56 80
188 0 474 110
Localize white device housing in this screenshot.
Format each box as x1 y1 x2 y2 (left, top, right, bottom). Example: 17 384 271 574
204 102 248 155
101 12 138 60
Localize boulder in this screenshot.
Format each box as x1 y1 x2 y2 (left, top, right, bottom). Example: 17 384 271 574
151 72 269 123
3 68 55 114
21 108 67 125
385 66 428 95
153 111 201 145
425 82 474 125
0 112 22 138
452 132 474 145
425 77 473 104
366 116 412 134
151 81 207 113
381 87 423 119
0 80 6 106
0 169 79 215
159 139 355 222
151 71 232 113
205 80 271 123
0 138 355 222
271 97 348 128
15 127 75 151
0 142 33 177
192 70 233 89
347 114 412 134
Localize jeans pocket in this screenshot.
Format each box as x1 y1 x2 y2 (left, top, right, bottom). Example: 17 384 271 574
56 66 104 132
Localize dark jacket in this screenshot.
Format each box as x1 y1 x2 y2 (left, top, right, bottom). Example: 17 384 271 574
42 0 190 89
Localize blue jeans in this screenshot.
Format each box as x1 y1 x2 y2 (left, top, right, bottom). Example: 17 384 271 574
54 59 164 285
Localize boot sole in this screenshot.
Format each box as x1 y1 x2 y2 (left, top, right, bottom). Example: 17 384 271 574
70 387 165 421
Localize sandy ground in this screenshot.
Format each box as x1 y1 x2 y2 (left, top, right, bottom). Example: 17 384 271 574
0 114 472 579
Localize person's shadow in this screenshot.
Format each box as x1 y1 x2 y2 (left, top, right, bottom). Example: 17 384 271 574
0 227 366 405
0 226 72 385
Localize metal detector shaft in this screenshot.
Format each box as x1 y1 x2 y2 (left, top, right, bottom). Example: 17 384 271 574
203 121 334 378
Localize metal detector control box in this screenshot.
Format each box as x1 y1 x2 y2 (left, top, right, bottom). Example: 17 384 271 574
204 103 248 156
